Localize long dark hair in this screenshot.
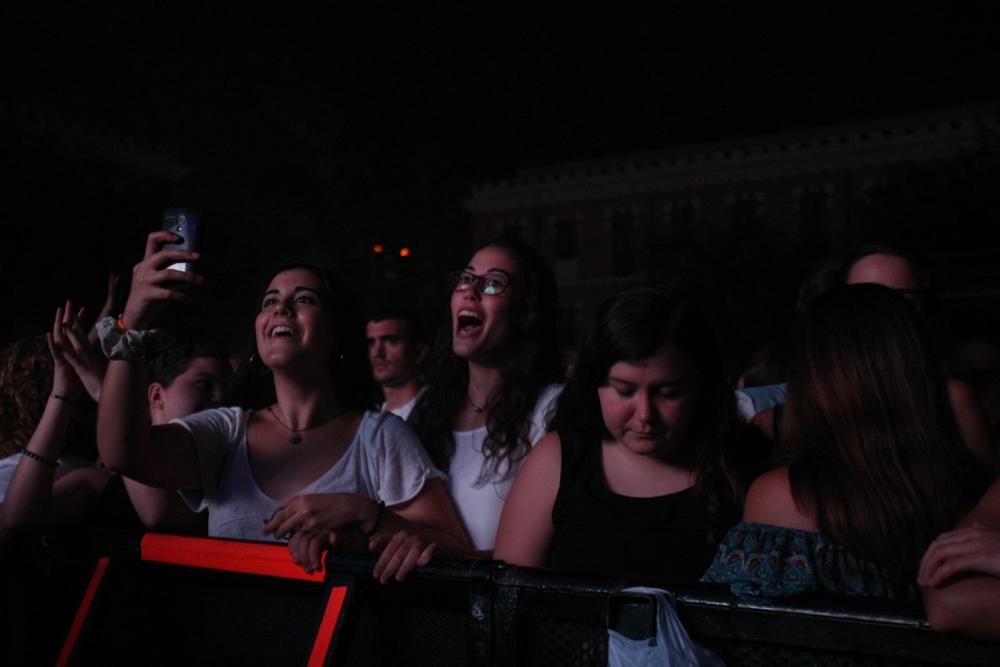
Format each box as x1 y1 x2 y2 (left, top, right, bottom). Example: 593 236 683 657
552 286 761 544
784 284 986 578
410 236 564 476
227 263 376 412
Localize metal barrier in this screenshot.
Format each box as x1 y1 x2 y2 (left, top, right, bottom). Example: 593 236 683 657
324 552 1000 666
2 534 997 666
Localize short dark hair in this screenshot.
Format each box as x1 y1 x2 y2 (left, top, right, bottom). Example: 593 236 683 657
148 341 228 388
367 307 428 345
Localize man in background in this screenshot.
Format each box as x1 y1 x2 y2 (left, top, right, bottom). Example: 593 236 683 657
365 308 429 420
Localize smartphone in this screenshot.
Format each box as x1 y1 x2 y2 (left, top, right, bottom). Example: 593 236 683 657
160 208 200 272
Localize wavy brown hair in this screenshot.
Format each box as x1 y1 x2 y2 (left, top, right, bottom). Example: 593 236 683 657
0 336 53 457
410 236 564 478
784 284 987 579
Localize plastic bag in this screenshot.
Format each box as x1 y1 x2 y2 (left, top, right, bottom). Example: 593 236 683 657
607 586 725 667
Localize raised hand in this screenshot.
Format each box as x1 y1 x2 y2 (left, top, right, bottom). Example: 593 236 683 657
47 301 87 400
50 300 106 402
121 231 202 330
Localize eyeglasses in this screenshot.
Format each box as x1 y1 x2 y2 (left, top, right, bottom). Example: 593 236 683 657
449 270 512 296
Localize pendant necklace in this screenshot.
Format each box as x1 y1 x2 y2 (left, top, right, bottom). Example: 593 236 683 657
268 405 340 445
467 395 486 414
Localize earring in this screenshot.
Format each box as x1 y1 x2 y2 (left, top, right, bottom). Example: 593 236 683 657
249 352 271 375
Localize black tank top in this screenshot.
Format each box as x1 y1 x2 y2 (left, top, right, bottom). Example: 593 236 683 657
547 430 718 583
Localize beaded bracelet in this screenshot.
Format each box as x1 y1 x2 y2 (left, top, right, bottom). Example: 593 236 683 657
18 447 59 468
364 500 387 537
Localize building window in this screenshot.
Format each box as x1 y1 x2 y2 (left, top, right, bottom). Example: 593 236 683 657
611 211 634 276
556 218 578 259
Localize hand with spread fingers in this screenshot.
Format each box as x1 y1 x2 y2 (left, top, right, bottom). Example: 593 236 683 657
50 299 106 402
48 300 97 401
122 231 202 330
919 523 1000 588
369 530 436 584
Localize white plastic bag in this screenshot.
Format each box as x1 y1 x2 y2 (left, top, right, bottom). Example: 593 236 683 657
607 587 725 667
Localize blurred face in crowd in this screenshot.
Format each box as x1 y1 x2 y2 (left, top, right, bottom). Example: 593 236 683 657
451 245 516 364
255 268 334 374
366 318 426 388
149 357 227 425
598 345 699 460
846 253 919 293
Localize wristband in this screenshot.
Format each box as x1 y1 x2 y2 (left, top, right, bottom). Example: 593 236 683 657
51 393 83 406
97 316 175 362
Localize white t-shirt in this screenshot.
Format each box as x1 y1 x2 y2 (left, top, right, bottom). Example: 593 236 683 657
174 407 445 541
448 384 562 550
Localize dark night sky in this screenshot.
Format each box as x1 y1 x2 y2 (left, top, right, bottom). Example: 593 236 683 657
2 5 998 346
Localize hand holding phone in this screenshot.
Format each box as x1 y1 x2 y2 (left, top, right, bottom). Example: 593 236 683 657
160 208 200 272
119 212 203 329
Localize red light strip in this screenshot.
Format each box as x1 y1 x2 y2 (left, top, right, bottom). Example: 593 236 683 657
140 533 324 582
57 557 110 667
306 586 349 667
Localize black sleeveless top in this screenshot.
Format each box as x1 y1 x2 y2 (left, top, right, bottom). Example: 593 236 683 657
547 430 718 583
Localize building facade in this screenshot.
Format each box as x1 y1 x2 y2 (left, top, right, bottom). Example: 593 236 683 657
466 104 1000 359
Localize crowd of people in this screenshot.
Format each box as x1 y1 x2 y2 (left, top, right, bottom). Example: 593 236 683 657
1 231 1000 640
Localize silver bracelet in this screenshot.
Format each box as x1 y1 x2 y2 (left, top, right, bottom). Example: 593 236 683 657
96 316 175 362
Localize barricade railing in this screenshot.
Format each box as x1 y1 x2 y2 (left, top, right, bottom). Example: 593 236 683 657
2 533 997 666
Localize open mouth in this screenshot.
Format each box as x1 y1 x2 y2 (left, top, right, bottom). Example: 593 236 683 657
456 311 484 335
270 325 294 338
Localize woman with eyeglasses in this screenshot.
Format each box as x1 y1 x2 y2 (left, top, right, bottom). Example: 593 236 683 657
369 237 564 580
97 231 470 575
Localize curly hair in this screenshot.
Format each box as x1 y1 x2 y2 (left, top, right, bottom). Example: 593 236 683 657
0 336 54 457
784 284 987 579
227 263 377 412
410 236 564 478
551 286 768 545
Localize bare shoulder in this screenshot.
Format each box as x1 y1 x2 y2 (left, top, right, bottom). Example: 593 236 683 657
515 432 561 481
967 478 1000 528
744 467 816 531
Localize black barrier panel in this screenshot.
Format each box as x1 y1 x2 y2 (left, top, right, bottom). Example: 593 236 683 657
67 558 332 666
